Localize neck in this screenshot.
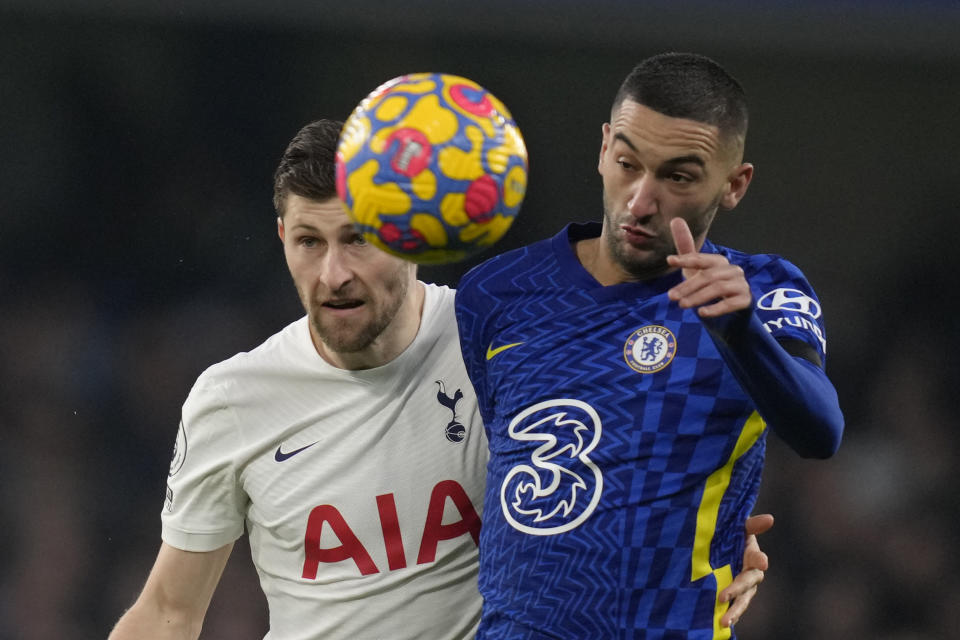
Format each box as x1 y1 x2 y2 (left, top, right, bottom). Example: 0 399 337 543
575 236 670 286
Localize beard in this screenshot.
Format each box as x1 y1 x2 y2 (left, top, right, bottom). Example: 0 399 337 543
601 190 721 281
302 264 411 354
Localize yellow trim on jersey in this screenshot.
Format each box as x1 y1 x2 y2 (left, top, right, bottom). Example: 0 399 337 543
485 341 523 361
691 411 767 639
711 565 734 640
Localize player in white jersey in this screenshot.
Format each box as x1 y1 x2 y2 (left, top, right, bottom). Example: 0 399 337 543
167 282 485 640
110 119 771 640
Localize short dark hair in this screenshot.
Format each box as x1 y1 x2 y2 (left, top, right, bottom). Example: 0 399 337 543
613 52 748 146
273 118 344 217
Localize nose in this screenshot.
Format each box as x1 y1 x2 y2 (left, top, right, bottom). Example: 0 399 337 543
627 174 658 219
318 245 354 291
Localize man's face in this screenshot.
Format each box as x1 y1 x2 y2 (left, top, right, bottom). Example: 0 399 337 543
597 99 752 280
278 194 416 359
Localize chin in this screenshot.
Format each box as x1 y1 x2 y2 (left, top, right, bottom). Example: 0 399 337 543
310 315 367 351
320 331 375 354
618 253 671 280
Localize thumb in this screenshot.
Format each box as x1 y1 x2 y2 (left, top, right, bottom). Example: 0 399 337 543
670 218 697 255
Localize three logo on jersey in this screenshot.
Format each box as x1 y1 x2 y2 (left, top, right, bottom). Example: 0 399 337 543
500 399 604 536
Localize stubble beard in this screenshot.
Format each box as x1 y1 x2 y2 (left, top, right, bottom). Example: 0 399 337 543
601 196 672 280
303 267 410 354
601 192 721 281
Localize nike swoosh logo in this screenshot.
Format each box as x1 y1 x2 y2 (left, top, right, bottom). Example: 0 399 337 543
274 441 318 462
486 341 523 361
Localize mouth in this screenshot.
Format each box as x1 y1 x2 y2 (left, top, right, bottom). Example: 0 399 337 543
620 223 657 247
321 299 365 313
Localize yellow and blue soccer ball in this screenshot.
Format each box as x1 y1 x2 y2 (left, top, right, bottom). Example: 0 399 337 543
336 72 528 264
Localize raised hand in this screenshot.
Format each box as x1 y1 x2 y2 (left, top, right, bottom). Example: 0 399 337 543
666 217 752 318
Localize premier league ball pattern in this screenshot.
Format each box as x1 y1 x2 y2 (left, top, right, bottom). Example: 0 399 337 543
336 72 528 264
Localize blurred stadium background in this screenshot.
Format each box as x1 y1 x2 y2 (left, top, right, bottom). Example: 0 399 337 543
1 1 958 638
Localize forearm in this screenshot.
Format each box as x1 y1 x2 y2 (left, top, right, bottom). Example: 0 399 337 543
108 600 201 640
109 542 232 640
703 309 844 458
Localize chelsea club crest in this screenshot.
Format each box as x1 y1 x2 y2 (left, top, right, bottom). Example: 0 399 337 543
624 325 677 374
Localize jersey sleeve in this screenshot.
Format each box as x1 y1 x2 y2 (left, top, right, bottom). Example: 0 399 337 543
161 373 247 551
702 253 844 458
746 254 829 364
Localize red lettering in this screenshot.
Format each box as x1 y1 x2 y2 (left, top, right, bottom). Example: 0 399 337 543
301 481 482 579
376 493 407 570
416 480 482 565
302 504 379 578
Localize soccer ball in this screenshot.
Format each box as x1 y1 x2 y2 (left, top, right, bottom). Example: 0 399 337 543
336 72 528 264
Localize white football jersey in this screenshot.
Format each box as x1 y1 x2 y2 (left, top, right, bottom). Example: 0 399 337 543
162 283 488 640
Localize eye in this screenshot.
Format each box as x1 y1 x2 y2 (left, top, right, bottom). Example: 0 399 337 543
668 172 693 183
617 158 636 171
352 233 367 246
298 236 319 248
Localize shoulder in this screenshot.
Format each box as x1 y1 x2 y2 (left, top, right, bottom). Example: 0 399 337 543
420 282 458 328
459 245 533 290
186 317 307 412
458 235 557 300
713 243 828 350
422 281 456 307
712 244 812 290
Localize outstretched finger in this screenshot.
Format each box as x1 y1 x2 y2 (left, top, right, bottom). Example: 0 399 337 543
745 513 775 536
720 582 759 628
670 217 697 256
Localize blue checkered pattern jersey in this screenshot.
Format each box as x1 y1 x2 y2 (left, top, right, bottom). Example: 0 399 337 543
454 222 841 639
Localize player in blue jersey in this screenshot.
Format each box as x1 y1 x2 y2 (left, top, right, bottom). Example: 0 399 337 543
455 52 844 639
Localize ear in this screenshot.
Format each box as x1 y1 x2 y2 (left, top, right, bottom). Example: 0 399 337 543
277 216 285 242
598 122 611 174
720 163 754 210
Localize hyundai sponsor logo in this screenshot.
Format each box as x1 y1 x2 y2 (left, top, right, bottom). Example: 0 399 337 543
763 316 827 353
756 288 821 318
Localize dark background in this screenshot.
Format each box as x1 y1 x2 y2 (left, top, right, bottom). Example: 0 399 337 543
1 2 958 638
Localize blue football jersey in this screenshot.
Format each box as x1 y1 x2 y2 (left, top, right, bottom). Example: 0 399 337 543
454 222 828 639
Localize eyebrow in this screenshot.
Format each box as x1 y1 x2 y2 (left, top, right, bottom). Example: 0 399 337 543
663 154 706 168
289 223 355 233
613 132 639 153
612 132 706 167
